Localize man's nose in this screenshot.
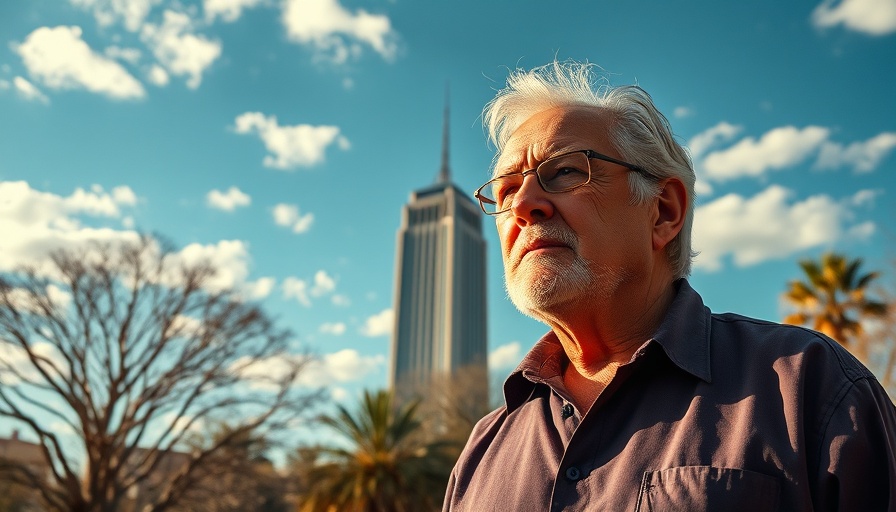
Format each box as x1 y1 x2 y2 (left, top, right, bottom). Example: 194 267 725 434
510 173 555 226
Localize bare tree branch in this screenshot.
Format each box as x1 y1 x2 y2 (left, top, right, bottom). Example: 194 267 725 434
0 235 320 512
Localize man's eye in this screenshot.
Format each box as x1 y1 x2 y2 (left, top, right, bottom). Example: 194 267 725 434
544 167 587 181
495 182 519 201
555 167 584 177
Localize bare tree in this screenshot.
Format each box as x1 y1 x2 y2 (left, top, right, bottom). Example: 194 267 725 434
0 236 318 512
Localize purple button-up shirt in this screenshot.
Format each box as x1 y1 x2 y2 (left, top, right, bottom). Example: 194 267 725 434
444 280 896 511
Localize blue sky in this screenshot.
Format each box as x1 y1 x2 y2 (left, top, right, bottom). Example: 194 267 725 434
1 0 895 439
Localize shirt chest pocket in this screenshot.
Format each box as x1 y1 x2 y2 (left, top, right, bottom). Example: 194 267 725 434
635 466 780 512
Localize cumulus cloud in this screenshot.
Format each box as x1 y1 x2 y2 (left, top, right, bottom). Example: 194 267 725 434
310 270 336 297
15 26 146 100
281 271 336 306
319 322 346 335
300 349 384 386
849 188 883 207
206 186 251 211
688 122 742 161
282 0 398 63
233 349 384 391
488 342 522 370
814 132 896 173
272 203 314 233
242 276 275 299
811 0 896 35
234 112 350 170
141 10 222 89
693 185 874 271
687 122 742 196
701 126 830 181
693 124 896 185
104 45 142 64
166 240 253 292
282 277 311 306
12 76 49 104
204 0 264 23
0 181 141 272
70 0 162 32
147 64 170 86
331 294 350 307
360 308 393 337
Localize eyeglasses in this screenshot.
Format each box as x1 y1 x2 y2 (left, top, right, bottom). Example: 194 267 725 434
474 149 658 215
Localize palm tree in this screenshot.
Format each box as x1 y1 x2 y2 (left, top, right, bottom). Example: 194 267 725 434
296 390 455 512
783 252 888 361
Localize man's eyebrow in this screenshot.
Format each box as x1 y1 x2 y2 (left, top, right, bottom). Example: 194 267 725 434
495 144 583 175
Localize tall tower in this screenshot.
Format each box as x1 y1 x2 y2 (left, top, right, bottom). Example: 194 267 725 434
389 92 488 397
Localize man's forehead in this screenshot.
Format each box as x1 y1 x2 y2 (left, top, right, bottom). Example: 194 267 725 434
495 106 609 173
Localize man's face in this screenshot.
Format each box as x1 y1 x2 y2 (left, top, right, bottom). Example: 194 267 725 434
494 106 655 318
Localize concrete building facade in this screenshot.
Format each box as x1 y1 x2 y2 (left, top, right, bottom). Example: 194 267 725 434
389 97 489 398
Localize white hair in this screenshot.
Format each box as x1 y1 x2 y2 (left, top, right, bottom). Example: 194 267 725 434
483 59 697 278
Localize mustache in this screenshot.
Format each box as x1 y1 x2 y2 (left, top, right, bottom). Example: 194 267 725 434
512 224 578 261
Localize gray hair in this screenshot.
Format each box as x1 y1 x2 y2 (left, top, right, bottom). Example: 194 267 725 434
483 60 697 278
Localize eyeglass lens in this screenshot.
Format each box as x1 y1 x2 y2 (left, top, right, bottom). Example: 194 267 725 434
482 152 590 213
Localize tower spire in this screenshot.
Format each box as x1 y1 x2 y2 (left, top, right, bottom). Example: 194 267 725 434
437 82 451 184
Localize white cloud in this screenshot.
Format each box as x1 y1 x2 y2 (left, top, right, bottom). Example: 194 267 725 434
272 203 314 233
112 186 137 205
0 181 141 272
15 26 146 100
687 122 743 196
242 276 275 299
104 45 142 64
234 112 350 170
488 342 522 370
0 79 9 90
688 122 742 161
693 185 874 271
282 0 398 63
2 284 70 316
673 106 694 119
0 341 67 385
204 0 264 23
310 270 336 297
701 126 830 181
165 314 205 338
319 322 346 335
331 294 350 307
298 349 384 386
166 240 253 292
141 10 222 89
281 271 335 306
12 76 49 104
849 188 883 207
814 132 896 173
206 186 251 211
233 349 384 390
812 0 896 35
70 0 162 32
282 277 310 306
360 308 393 337
147 64 170 86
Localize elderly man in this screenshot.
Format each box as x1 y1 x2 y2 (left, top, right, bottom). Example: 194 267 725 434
443 60 896 511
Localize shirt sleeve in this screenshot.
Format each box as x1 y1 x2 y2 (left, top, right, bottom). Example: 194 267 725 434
814 376 896 511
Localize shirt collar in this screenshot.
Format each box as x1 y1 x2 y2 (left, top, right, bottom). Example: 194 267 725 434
503 279 712 412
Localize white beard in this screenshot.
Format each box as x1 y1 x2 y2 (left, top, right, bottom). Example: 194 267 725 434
504 224 594 318
506 253 594 318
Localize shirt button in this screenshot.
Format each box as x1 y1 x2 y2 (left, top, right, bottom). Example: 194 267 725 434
565 466 581 481
561 403 573 419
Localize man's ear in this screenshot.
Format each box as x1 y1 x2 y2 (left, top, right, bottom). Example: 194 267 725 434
652 178 687 251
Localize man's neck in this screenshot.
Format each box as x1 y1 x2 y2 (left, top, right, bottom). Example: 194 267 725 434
550 278 678 412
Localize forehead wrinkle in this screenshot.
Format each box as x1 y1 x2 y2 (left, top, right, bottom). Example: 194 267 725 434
494 107 608 177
